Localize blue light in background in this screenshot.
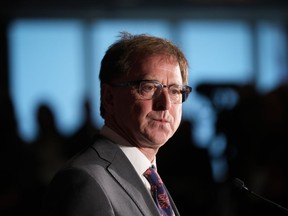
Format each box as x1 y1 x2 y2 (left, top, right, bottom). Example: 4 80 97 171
9 20 85 142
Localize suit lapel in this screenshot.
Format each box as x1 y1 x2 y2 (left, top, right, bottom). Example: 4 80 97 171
92 137 161 216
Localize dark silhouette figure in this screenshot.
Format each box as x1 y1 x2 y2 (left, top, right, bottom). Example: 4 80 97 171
30 103 69 186
0 95 33 216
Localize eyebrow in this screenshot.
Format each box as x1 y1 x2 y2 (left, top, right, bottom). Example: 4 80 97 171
139 80 183 86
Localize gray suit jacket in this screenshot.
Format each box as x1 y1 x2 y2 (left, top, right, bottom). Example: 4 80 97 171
41 134 180 216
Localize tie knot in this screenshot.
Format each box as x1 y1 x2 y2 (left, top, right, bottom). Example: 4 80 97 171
144 167 163 186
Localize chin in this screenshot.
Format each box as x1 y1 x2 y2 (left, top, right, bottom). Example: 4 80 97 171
151 133 172 144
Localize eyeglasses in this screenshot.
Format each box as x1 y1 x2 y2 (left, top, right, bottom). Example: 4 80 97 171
110 80 192 104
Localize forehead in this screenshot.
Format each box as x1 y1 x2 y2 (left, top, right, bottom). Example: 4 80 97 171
130 55 181 79
142 54 178 66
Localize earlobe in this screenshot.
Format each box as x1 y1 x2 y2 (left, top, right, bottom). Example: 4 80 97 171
101 84 114 114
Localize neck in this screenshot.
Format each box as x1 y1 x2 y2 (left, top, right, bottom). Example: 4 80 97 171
138 147 158 163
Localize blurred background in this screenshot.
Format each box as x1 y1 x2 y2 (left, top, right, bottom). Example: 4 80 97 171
1 0 288 215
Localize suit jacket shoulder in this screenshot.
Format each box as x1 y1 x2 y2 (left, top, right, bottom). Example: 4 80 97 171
41 134 165 216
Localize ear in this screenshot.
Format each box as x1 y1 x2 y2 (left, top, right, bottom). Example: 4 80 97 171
101 83 115 115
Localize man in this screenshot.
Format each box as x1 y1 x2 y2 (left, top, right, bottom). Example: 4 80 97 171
41 32 192 216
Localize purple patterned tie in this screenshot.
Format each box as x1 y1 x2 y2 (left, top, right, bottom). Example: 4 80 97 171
143 167 174 216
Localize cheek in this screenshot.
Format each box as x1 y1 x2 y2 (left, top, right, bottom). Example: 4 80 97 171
172 106 182 128
133 102 151 122
113 94 133 118
117 98 148 124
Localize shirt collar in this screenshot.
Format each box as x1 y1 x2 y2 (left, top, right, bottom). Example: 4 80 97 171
99 125 156 176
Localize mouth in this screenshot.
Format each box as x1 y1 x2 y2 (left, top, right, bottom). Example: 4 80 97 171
153 118 170 123
149 112 171 124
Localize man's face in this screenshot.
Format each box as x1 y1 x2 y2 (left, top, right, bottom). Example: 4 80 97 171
104 55 183 150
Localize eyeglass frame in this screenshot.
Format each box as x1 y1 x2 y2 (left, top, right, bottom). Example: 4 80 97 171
110 79 192 103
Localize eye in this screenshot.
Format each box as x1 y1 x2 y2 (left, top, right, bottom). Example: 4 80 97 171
141 82 157 93
169 85 182 95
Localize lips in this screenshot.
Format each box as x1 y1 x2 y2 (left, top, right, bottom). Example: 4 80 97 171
149 111 172 123
155 118 169 122
152 117 171 123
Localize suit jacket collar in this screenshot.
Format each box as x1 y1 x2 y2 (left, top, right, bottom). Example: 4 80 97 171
91 135 161 216
91 134 180 216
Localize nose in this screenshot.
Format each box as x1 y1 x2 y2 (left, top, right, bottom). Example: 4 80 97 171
153 88 171 110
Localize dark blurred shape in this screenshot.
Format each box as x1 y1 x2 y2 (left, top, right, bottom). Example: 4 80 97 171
66 98 99 158
0 95 34 216
30 103 69 186
0 90 99 216
198 82 288 216
157 120 218 216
